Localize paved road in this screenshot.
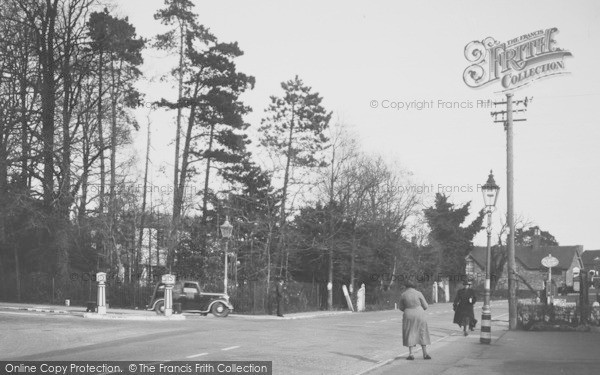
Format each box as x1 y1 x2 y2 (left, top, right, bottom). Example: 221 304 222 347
0 301 508 374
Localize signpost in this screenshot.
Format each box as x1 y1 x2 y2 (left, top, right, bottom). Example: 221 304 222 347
542 255 559 304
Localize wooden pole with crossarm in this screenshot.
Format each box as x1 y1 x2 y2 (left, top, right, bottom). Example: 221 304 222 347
491 93 530 330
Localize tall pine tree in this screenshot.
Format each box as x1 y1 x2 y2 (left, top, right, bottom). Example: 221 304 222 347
259 75 331 276
424 193 484 287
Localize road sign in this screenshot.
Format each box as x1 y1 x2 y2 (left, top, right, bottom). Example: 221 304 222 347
542 255 559 268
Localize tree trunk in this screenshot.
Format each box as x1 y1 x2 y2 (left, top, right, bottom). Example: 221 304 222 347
19 48 29 189
327 139 336 310
328 244 333 310
97 50 105 215
41 0 59 208
109 59 118 224
78 118 89 222
170 22 186 271
0 114 7 275
13 243 21 302
201 124 215 224
265 226 272 311
278 105 295 276
350 234 356 294
170 83 199 268
96 48 107 266
59 0 74 220
56 17 74 288
109 59 121 271
137 119 151 282
172 22 185 224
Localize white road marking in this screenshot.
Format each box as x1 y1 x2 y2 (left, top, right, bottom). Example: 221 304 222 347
357 335 452 375
186 353 208 358
222 346 240 351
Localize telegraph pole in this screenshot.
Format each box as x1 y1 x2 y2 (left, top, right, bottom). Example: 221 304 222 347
491 93 530 330
506 94 517 330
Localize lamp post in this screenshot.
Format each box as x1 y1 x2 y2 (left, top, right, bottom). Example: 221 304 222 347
220 216 233 294
480 170 500 344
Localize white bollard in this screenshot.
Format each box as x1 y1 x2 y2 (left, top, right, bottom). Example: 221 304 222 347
162 274 176 317
96 272 107 315
444 281 450 303
432 282 438 303
357 283 366 312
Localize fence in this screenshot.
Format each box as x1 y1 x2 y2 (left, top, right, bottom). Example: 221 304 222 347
0 272 353 313
229 280 346 314
0 272 154 309
2 272 436 313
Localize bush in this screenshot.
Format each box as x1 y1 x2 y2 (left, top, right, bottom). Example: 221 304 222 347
515 301 600 330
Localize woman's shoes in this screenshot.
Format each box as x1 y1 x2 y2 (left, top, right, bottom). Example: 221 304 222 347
406 354 431 360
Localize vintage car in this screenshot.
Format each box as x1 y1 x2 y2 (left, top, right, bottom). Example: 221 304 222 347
147 280 233 317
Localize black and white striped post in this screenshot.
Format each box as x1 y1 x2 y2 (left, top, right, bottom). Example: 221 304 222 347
480 171 499 344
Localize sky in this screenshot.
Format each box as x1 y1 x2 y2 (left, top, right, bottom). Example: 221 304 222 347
111 0 600 251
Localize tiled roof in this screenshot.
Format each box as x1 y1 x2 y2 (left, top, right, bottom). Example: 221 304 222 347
581 250 600 268
468 247 487 269
469 245 582 271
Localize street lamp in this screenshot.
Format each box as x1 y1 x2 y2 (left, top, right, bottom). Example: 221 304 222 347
480 170 500 344
220 216 233 294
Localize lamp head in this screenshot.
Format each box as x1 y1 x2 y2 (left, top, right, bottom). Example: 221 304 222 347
482 170 500 209
220 216 233 238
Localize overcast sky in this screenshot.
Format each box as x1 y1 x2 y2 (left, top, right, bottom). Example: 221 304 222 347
113 0 600 251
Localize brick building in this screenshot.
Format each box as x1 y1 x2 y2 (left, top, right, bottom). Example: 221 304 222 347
466 239 583 293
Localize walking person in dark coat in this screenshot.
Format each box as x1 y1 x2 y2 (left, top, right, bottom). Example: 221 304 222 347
399 279 431 360
276 277 285 317
453 280 477 336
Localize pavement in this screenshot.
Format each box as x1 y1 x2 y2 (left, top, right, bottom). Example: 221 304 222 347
0 301 353 320
364 321 600 375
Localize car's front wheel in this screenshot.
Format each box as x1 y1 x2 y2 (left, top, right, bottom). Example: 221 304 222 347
211 302 230 317
154 300 165 315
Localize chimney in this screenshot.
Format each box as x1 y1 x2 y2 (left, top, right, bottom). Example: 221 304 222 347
532 227 541 249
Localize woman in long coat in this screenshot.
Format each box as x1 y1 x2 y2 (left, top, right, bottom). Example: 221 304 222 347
399 280 431 360
453 280 477 336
